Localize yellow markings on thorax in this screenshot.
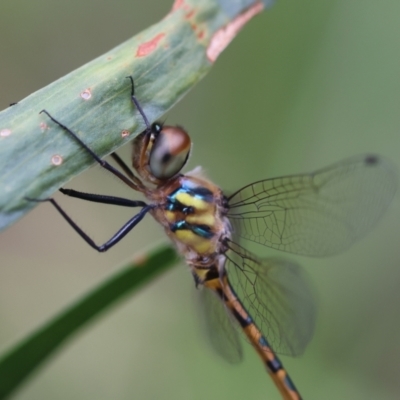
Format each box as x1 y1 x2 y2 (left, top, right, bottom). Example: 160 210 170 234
175 192 210 211
174 229 215 254
164 210 177 224
186 212 215 227
163 179 221 256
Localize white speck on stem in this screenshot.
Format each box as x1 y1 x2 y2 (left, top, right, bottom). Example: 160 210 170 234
0 129 11 137
51 155 63 166
80 88 92 100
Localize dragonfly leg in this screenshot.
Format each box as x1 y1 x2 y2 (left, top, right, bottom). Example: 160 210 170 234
26 196 154 252
110 152 137 182
39 109 142 191
58 188 147 208
125 76 151 131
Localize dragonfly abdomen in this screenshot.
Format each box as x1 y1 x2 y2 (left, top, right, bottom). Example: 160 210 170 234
256 334 302 400
212 274 303 400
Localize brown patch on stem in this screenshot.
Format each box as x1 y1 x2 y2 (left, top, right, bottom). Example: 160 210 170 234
207 2 264 62
171 0 191 13
136 33 166 57
132 253 148 267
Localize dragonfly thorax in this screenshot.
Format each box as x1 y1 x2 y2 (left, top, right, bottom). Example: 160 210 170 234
149 170 231 271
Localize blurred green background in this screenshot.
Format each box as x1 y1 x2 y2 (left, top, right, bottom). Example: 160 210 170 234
1 0 400 399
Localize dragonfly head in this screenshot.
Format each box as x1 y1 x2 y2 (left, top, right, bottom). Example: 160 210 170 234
132 122 191 184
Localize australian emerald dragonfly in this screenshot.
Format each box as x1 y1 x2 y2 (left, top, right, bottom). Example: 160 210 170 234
28 77 397 400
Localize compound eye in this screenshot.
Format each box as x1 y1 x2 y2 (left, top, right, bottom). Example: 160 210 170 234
149 126 191 180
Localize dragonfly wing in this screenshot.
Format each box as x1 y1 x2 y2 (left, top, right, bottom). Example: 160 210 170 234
225 240 317 357
227 155 397 256
197 285 243 364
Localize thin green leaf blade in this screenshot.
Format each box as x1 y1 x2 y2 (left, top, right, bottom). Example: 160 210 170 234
0 245 179 399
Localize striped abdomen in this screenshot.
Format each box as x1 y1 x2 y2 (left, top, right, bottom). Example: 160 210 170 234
204 272 302 400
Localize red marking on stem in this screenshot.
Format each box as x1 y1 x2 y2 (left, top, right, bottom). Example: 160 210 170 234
136 33 166 57
207 1 264 63
171 0 190 12
170 0 199 39
185 9 195 19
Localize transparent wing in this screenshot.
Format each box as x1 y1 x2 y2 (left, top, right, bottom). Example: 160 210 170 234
197 286 243 364
225 240 317 357
228 155 397 256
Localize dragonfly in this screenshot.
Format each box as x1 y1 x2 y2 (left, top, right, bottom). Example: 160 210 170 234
28 77 397 400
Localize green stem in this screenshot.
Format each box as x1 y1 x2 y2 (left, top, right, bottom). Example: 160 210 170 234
0 0 273 231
